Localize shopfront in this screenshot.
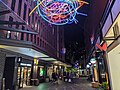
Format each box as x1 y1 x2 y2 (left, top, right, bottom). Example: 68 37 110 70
17 59 32 88
37 66 45 83
103 13 120 90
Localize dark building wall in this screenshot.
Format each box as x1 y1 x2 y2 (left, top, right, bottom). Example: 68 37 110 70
0 52 6 89
84 0 108 58
3 57 15 90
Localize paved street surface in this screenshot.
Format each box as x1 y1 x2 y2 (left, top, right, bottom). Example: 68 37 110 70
20 77 95 90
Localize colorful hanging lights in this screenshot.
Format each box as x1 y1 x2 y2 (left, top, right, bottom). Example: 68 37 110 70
30 0 89 25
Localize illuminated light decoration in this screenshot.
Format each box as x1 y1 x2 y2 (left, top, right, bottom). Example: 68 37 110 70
30 0 89 25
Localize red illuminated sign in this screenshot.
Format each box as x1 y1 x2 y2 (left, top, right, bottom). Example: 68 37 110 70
96 42 107 51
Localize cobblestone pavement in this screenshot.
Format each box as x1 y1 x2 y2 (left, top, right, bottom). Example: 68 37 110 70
20 77 96 90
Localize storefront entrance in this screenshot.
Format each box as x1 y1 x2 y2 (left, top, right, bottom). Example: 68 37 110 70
17 66 31 88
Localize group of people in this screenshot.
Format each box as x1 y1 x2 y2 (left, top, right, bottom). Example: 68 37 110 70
51 71 59 83
63 72 74 83
51 71 74 83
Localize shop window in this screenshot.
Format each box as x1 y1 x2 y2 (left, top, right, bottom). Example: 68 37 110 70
11 0 16 11
23 3 27 20
18 0 22 16
40 68 44 76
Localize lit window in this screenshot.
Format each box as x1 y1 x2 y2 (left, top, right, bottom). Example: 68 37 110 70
6 31 11 39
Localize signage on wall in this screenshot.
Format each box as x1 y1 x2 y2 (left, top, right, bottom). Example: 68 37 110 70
34 58 39 65
62 48 66 54
17 57 22 63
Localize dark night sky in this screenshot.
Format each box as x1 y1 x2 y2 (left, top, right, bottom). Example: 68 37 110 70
64 4 90 47
64 0 90 62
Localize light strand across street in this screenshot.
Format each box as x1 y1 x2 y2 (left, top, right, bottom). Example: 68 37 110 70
30 0 89 25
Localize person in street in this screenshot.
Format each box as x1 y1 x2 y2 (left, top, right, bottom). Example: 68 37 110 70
63 72 67 82
52 71 56 82
69 72 73 83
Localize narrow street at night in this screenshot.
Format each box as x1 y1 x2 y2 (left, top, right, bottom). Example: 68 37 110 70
0 0 120 90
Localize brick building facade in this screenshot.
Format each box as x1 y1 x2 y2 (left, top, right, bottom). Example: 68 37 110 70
0 0 65 89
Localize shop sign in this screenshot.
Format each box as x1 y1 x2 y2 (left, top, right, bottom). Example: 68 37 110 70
96 42 107 51
20 63 32 67
17 57 22 63
34 58 39 65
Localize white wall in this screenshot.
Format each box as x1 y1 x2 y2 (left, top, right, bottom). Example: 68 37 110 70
108 44 120 90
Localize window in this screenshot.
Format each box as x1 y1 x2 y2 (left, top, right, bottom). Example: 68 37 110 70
42 41 44 48
40 39 42 47
14 32 19 39
11 0 16 11
32 13 34 23
32 13 34 28
34 35 36 44
52 27 55 35
37 37 39 45
38 20 40 33
16 23 19 29
23 3 27 20
8 16 13 27
28 9 31 24
113 22 119 38
21 26 25 40
26 29 29 41
18 0 22 16
31 34 33 42
6 31 11 39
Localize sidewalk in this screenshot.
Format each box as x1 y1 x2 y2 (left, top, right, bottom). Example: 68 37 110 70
20 78 95 90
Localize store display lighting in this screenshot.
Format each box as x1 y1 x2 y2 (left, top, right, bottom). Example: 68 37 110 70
20 63 32 67
90 58 96 64
30 0 89 25
40 68 44 76
86 64 90 68
89 62 91 65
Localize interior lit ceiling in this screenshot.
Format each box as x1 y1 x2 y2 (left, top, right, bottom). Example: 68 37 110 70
0 45 49 58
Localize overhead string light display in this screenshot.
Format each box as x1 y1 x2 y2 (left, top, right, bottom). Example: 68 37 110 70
30 0 89 25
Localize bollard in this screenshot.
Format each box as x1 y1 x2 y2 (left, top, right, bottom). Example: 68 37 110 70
2 78 5 90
